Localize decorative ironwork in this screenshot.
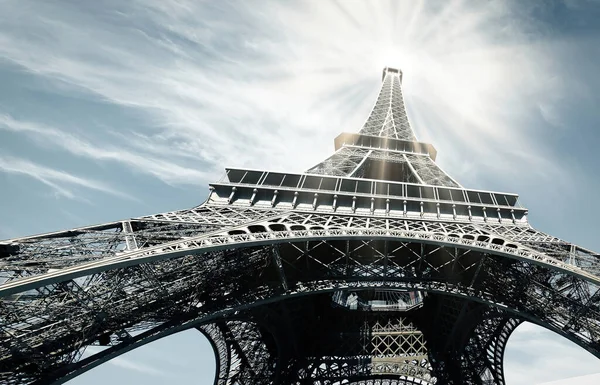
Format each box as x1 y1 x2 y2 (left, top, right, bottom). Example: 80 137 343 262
1 67 599 385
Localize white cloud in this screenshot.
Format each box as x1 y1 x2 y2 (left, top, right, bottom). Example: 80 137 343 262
538 373 600 385
108 355 166 376
0 155 131 201
0 114 209 186
82 346 165 376
505 322 600 385
0 0 583 189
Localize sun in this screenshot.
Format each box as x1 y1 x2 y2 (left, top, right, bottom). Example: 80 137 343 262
374 45 418 79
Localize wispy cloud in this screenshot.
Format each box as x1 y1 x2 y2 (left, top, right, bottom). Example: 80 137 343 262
108 356 166 376
0 155 129 201
538 373 600 385
82 346 166 377
505 322 600 385
0 114 209 186
0 0 587 189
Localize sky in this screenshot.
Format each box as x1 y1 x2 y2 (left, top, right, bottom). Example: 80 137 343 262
540 373 600 385
1 0 600 384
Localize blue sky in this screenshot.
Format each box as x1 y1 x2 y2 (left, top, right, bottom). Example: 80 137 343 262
1 0 600 384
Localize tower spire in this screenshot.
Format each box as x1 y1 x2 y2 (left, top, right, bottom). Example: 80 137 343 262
307 67 460 187
359 67 415 140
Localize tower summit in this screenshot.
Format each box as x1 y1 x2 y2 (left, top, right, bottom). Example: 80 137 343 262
365 66 411 140
1 68 600 385
308 66 459 188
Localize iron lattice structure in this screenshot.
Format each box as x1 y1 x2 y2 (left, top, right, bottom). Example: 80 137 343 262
1 67 600 385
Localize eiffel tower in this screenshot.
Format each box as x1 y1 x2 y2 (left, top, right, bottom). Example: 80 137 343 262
2 67 600 385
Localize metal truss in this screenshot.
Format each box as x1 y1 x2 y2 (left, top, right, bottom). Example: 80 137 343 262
1 67 599 385
307 148 457 188
2 211 599 384
0 205 284 281
307 147 372 177
199 321 276 385
403 155 461 188
359 67 415 141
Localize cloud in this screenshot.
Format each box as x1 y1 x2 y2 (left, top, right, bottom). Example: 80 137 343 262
108 356 166 376
82 346 165 377
0 155 130 201
0 0 586 190
0 114 209 186
538 373 600 385
505 322 600 385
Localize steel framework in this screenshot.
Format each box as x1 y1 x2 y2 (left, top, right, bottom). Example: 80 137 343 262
1 67 600 385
